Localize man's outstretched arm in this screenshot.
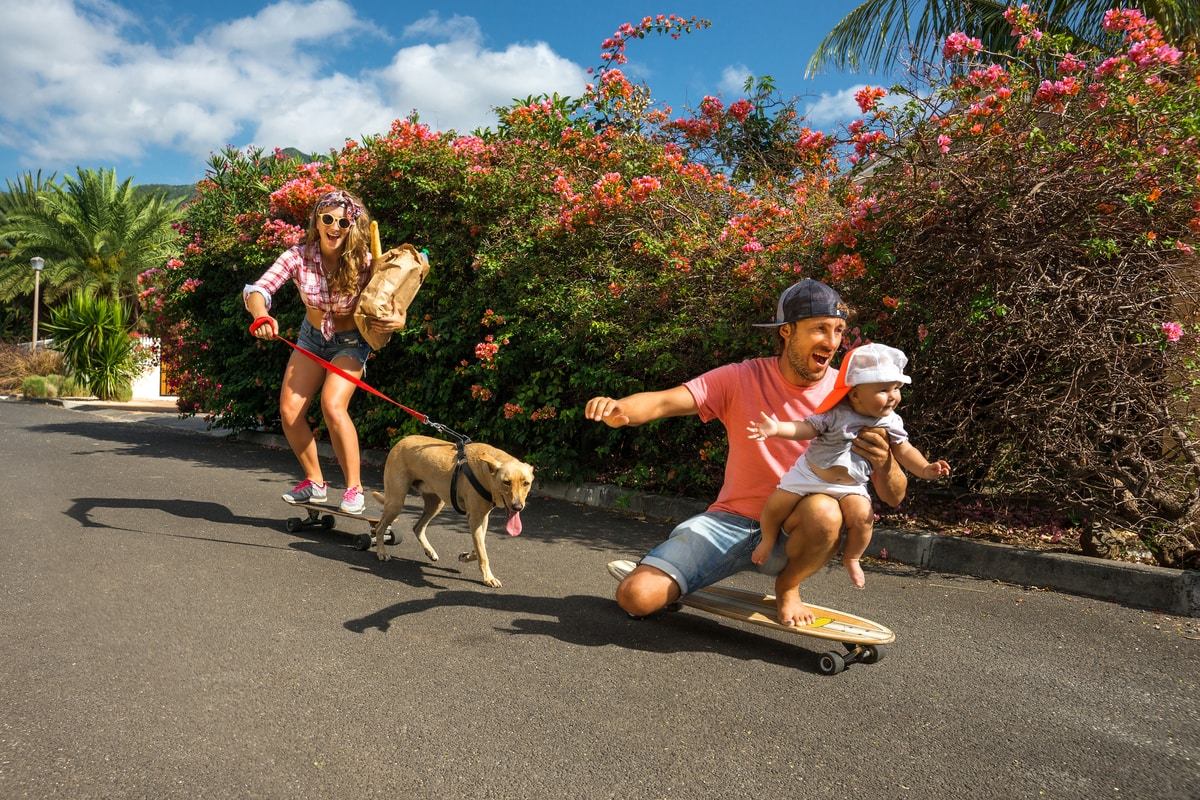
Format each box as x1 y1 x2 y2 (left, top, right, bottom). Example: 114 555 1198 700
584 385 698 428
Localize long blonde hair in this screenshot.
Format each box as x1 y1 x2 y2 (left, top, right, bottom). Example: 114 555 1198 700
306 189 371 297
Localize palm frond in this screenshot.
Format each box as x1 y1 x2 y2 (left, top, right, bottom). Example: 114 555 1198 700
808 0 1200 76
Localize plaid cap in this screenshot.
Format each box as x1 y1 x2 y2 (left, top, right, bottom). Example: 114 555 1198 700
752 279 849 327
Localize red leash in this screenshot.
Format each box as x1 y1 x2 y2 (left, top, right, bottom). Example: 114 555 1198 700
251 317 504 517
250 316 441 429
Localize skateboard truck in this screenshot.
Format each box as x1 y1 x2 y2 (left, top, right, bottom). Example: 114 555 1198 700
284 505 396 551
818 642 888 676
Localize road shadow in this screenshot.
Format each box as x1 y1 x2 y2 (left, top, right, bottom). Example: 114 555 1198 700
344 589 834 673
64 496 300 551
481 496 673 555
35 418 283 472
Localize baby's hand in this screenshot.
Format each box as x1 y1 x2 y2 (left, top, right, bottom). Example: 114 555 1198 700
747 411 780 441
923 460 951 479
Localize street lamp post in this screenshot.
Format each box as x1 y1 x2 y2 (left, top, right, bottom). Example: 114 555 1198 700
30 257 44 350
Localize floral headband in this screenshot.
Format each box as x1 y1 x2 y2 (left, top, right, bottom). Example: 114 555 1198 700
314 190 363 222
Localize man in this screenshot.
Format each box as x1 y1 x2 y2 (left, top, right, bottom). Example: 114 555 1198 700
584 279 907 625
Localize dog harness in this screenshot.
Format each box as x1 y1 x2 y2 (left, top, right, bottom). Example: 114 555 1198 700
450 439 494 515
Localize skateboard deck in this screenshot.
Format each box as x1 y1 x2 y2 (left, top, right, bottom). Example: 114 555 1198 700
282 500 395 550
606 559 893 674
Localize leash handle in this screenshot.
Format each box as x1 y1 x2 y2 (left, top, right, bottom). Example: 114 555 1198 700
249 316 275 335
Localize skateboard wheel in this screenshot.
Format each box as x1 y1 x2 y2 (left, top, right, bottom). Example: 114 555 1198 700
860 644 886 664
321 515 336 530
285 517 301 533
817 651 846 676
354 533 372 551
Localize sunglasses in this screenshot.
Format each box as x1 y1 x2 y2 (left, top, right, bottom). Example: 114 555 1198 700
319 213 351 229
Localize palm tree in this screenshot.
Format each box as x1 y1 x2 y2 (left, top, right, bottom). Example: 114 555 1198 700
807 0 1200 76
0 167 182 305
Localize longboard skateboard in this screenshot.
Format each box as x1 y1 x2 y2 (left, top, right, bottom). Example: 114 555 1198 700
607 559 894 675
283 500 396 551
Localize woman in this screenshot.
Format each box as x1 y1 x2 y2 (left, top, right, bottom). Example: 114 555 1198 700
243 189 402 514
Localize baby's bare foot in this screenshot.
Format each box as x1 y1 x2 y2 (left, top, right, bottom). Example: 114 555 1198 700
844 557 865 588
751 543 771 565
776 589 816 627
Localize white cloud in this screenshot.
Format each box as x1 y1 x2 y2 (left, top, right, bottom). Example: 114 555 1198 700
204 0 370 54
402 11 481 43
0 0 587 168
718 64 752 96
374 32 587 133
802 84 869 127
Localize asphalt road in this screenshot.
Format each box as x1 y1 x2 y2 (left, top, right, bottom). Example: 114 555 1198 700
2 399 1198 800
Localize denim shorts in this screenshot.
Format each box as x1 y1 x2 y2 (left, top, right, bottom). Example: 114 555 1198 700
297 319 371 372
640 510 788 596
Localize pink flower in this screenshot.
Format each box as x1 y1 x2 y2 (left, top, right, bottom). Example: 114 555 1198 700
1058 53 1087 74
827 253 866 281
937 134 952 154
795 127 826 152
943 32 983 59
728 98 753 122
599 69 633 99
1103 8 1148 33
1034 76 1081 106
855 86 887 113
1162 322 1183 342
475 334 500 363
629 175 662 201
1095 56 1128 78
918 324 929 342
700 95 724 119
967 64 1008 88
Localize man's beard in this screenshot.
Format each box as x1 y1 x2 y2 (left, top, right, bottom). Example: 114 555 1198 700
786 344 825 384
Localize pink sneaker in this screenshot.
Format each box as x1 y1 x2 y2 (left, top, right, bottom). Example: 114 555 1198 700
340 485 365 515
282 478 326 504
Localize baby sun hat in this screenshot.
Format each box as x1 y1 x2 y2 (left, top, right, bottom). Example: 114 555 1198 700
813 342 911 414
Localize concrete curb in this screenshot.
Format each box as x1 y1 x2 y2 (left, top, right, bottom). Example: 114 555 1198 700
27 398 1200 617
867 529 1198 617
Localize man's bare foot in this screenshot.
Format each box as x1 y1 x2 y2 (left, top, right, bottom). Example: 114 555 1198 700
844 557 865 588
775 588 815 626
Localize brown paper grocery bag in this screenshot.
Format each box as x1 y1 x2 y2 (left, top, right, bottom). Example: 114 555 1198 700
354 221 431 350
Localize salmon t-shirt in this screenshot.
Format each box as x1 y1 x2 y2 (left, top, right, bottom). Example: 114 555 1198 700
684 357 837 520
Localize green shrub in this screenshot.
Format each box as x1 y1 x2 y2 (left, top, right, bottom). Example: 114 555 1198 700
21 375 55 398
57 375 85 397
42 290 146 401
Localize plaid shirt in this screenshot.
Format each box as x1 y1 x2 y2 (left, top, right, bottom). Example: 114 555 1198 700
244 243 372 340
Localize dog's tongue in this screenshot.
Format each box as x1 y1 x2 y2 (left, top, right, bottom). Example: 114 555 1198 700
505 509 523 537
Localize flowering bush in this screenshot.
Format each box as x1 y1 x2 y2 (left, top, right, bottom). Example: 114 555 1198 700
821 4 1200 564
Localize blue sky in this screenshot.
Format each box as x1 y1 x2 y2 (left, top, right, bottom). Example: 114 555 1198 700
1 0 894 186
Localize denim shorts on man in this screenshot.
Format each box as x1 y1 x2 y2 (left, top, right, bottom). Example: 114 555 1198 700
297 318 372 372
640 510 788 595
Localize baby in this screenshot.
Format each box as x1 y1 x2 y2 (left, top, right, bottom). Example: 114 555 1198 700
748 342 949 588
